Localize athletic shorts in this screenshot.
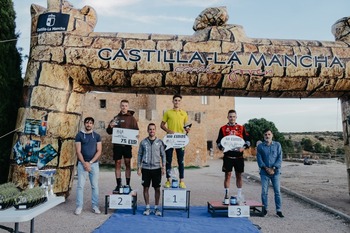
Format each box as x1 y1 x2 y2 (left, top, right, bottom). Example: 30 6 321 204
141 168 162 188
222 156 244 173
113 145 132 160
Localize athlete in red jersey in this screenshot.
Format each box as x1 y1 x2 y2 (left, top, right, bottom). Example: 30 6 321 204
216 109 250 203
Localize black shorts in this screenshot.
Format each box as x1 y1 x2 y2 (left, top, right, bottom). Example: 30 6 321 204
222 156 244 173
141 168 162 188
113 145 132 160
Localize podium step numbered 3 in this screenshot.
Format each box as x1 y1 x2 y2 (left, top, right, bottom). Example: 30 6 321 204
207 200 264 217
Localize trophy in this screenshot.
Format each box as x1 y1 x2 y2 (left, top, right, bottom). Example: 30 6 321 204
25 166 38 189
38 169 56 197
170 167 179 188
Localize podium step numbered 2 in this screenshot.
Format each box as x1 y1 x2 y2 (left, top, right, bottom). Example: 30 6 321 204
105 192 137 215
162 188 190 218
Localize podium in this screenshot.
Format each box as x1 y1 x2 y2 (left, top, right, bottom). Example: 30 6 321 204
162 188 190 218
104 191 137 215
207 200 264 217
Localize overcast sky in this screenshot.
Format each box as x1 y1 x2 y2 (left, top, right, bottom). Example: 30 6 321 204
13 0 350 132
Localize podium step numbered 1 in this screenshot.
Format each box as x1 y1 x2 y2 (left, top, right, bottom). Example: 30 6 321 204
162 188 190 218
105 192 137 215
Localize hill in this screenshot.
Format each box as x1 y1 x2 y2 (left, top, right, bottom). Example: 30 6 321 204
282 131 344 162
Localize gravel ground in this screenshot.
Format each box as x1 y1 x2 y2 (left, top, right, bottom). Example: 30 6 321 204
1 159 349 233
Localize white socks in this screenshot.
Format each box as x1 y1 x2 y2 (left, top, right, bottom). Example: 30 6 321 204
237 188 242 198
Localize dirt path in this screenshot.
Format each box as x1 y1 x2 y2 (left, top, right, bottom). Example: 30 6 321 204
244 160 350 216
0 159 349 233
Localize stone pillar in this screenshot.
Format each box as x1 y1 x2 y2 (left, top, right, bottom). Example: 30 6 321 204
9 61 83 197
340 97 350 196
7 0 97 197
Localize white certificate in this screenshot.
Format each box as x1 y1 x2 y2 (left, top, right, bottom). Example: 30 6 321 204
112 128 139 145
163 133 189 151
220 135 245 152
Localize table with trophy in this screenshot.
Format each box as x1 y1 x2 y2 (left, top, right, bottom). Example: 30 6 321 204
0 167 65 233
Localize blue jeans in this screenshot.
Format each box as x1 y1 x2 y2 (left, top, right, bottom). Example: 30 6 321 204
166 148 185 179
76 161 99 209
260 173 282 211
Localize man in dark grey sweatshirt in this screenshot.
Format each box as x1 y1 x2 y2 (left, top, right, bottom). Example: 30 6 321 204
137 123 166 216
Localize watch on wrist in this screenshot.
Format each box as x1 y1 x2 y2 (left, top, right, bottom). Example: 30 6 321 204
89 161 93 164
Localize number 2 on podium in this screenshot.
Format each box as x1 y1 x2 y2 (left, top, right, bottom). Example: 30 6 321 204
118 197 123 205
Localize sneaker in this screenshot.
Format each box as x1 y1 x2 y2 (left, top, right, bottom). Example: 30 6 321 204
92 206 101 214
222 196 229 205
164 181 171 188
154 208 162 216
276 211 284 218
143 208 151 216
112 186 120 194
262 208 267 217
74 207 82 215
179 181 186 189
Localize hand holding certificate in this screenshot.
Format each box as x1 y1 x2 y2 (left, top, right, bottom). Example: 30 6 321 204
112 128 139 146
163 133 189 151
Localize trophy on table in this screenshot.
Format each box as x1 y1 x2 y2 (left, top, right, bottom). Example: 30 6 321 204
25 166 38 189
38 169 56 197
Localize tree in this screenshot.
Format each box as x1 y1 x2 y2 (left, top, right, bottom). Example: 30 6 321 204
0 0 23 183
244 118 294 155
314 142 324 153
301 138 314 152
324 146 331 153
336 147 345 155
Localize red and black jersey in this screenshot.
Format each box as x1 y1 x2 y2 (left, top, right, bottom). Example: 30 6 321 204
220 124 248 139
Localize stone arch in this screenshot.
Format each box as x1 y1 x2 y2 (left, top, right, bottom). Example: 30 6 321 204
9 0 350 197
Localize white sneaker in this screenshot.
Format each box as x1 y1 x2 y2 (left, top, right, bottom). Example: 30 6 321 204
154 208 162 216
143 208 151 216
92 206 101 214
74 207 82 215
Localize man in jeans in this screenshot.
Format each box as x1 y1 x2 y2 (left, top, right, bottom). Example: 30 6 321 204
137 123 166 216
256 128 284 218
75 117 102 215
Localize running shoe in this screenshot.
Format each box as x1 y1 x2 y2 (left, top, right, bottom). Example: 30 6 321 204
143 208 151 216
179 181 186 189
